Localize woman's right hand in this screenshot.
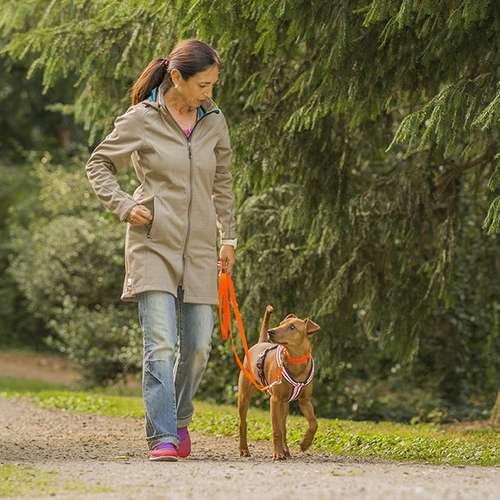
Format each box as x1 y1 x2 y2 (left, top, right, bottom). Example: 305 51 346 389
127 205 153 225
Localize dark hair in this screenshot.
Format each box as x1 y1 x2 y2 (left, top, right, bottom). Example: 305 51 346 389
130 39 222 105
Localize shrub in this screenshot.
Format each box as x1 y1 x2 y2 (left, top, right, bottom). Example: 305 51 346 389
8 158 142 385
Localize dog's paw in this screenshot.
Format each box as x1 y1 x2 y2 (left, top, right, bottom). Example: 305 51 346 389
272 451 287 461
240 448 251 457
300 439 312 452
265 304 274 314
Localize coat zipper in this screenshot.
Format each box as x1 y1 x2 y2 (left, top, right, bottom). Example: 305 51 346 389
181 108 220 287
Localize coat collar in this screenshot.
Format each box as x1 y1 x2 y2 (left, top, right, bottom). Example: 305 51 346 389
145 78 219 115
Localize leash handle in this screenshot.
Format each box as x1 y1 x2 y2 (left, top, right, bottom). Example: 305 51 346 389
218 271 282 392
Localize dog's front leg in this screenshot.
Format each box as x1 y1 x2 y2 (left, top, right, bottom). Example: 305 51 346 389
298 397 318 452
238 371 253 457
271 396 286 460
281 402 291 457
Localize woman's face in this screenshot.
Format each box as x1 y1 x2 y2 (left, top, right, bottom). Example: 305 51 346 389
171 64 219 108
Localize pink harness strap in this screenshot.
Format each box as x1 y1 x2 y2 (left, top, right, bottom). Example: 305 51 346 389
275 345 315 402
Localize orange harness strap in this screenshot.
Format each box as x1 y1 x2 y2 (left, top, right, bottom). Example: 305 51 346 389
218 271 283 392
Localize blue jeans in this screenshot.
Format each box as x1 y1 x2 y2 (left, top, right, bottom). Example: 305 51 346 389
138 287 214 450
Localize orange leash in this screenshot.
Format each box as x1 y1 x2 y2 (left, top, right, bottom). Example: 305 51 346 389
218 271 283 392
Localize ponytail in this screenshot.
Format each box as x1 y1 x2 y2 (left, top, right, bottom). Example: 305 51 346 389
130 40 222 106
130 58 171 105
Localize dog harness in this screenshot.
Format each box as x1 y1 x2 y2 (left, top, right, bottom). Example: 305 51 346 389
256 345 278 392
256 344 315 402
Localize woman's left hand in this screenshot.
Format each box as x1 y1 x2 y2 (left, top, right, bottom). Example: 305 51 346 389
218 245 236 275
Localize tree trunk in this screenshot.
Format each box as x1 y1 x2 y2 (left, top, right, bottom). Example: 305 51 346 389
490 391 500 427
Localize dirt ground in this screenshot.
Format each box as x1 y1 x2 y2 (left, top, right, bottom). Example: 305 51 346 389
1 395 499 500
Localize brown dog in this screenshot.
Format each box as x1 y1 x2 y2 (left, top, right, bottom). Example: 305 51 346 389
238 305 320 460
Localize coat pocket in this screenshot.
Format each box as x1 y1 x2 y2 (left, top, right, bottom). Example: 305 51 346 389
136 194 156 240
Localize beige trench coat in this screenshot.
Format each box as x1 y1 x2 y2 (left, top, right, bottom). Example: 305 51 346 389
85 80 237 305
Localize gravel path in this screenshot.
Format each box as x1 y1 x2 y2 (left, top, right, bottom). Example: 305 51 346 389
0 395 498 500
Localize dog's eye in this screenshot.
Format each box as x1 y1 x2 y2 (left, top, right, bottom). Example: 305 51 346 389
289 325 295 330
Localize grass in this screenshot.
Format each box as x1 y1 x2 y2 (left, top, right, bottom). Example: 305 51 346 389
0 464 112 497
1 376 498 466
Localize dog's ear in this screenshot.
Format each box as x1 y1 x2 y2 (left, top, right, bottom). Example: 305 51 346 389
305 318 321 335
280 313 297 324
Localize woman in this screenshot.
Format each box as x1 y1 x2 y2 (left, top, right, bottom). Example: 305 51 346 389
86 39 237 462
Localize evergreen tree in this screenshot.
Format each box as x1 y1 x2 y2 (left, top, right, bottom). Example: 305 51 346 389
2 0 498 418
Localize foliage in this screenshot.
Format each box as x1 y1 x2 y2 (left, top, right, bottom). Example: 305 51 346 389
7 159 143 385
1 1 498 417
0 161 47 349
0 50 86 349
0 54 85 163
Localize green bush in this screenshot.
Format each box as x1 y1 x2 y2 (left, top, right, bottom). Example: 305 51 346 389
45 303 143 387
8 158 142 385
0 162 47 349
10 214 126 307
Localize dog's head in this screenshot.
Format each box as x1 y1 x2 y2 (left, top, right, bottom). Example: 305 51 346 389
267 313 320 348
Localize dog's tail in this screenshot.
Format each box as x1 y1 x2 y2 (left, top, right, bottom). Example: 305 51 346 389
258 305 274 343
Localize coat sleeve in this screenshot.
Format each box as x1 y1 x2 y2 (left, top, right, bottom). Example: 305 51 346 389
212 114 238 241
85 105 143 222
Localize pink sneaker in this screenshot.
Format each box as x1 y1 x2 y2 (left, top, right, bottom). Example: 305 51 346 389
149 441 178 461
177 426 191 458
